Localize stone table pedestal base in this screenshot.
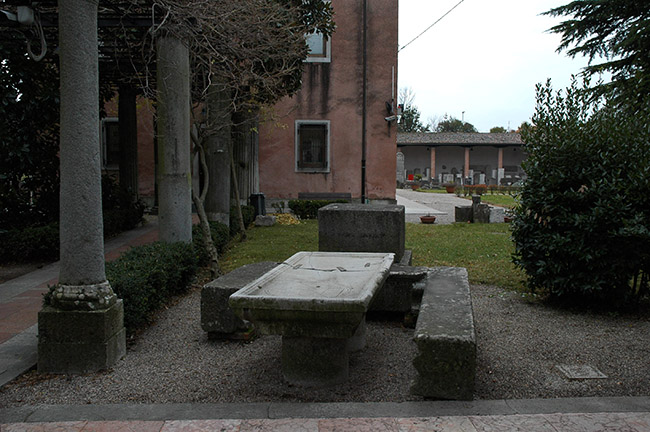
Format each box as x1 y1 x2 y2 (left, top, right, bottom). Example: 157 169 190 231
281 336 349 387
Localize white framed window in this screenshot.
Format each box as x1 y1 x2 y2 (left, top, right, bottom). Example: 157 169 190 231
295 120 330 173
101 117 120 168
305 32 331 63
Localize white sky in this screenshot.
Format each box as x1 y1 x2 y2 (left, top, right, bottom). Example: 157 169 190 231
398 0 593 132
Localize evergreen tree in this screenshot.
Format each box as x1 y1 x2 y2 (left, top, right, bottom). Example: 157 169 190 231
545 0 650 107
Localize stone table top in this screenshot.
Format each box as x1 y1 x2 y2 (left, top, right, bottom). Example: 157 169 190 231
229 252 395 314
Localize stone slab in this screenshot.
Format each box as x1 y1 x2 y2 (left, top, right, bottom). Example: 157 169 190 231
230 252 394 314
411 267 476 400
489 207 505 223
318 203 405 261
556 364 608 380
201 261 278 336
254 215 276 227
455 206 472 223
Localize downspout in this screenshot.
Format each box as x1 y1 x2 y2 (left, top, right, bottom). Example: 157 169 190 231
361 0 368 203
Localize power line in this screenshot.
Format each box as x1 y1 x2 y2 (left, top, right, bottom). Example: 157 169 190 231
398 0 467 53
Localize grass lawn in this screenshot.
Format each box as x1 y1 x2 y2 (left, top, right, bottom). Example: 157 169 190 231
220 219 526 291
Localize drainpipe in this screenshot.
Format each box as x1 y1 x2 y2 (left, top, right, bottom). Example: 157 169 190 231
361 0 368 203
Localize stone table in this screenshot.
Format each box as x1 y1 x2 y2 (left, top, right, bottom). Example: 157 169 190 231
229 251 394 387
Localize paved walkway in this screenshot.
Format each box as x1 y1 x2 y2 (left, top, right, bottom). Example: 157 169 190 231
396 188 471 224
0 217 159 388
2 206 649 431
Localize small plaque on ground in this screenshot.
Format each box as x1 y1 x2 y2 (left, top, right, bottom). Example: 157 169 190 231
556 364 608 380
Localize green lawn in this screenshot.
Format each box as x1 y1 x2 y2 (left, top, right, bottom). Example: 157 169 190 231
220 220 525 291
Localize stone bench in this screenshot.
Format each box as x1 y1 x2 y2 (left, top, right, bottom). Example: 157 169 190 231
201 261 278 339
411 267 476 400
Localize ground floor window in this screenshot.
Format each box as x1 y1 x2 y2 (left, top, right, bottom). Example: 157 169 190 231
295 120 330 173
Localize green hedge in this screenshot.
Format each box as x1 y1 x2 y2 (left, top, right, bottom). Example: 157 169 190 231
288 199 349 219
0 175 145 264
105 241 198 333
0 223 59 262
229 204 255 237
192 221 231 267
512 79 650 307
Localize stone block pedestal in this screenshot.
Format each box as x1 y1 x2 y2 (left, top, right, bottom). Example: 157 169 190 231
38 300 126 373
281 336 349 387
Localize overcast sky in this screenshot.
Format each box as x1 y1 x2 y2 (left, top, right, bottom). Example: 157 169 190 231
398 0 593 133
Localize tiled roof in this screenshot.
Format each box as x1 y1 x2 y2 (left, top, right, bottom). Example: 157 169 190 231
397 132 523 146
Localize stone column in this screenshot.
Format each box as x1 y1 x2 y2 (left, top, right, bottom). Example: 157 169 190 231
464 147 471 181
38 0 125 373
156 36 192 243
429 147 436 179
118 84 139 199
204 82 231 225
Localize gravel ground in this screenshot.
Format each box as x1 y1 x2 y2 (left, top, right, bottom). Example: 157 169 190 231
1 283 648 407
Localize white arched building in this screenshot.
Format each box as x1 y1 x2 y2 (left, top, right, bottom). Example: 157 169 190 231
397 132 527 186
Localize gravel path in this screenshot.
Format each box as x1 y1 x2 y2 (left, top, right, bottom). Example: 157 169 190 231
1 283 648 407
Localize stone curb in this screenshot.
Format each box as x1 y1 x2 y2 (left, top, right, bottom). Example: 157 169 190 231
2 397 649 423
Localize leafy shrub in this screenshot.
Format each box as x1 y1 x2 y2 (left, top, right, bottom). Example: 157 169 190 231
287 199 349 219
229 204 255 237
464 184 487 196
0 223 59 262
0 175 145 263
192 221 231 266
106 241 198 333
512 78 650 307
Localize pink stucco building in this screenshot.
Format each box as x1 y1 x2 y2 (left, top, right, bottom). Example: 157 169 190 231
257 0 399 205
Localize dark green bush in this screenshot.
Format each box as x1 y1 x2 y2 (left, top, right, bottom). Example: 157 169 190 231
0 223 59 262
192 221 231 267
106 241 198 333
0 175 145 263
512 78 650 307
287 199 349 219
102 175 145 238
229 204 255 237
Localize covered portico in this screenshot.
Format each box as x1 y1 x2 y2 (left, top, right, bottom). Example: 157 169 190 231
397 132 526 185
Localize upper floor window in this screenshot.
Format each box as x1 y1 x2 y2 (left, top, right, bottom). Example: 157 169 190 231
296 120 330 172
306 32 331 63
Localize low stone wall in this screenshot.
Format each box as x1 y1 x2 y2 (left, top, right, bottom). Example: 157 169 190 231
411 267 476 400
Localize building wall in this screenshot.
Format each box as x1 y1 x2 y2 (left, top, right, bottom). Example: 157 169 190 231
258 0 398 202
103 96 156 206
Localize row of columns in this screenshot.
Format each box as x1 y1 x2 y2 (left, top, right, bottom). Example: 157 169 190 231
427 147 505 179
38 0 193 373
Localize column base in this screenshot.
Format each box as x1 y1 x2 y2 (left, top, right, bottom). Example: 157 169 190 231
281 336 348 387
38 300 126 374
